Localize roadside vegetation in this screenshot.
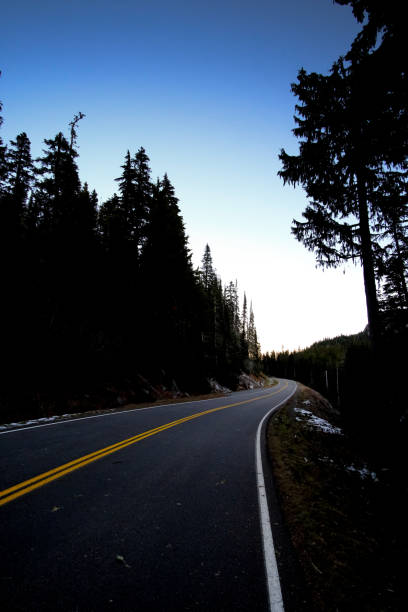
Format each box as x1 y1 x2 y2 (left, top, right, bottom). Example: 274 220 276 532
267 384 405 611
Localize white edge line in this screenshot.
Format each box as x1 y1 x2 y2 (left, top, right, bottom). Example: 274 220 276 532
256 381 297 612
0 386 276 436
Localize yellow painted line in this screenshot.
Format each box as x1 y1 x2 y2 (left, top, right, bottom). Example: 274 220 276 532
0 382 289 507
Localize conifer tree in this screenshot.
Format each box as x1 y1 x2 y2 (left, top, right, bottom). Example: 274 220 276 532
34 132 81 234
374 170 408 313
76 182 98 244
201 244 216 290
143 173 191 278
0 92 8 196
132 146 152 257
140 173 199 372
113 147 152 263
240 293 249 360
98 193 127 251
247 302 260 362
224 280 240 338
334 1 408 318
278 59 383 345
6 132 33 212
115 150 135 239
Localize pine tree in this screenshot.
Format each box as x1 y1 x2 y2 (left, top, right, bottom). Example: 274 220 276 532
224 280 240 338
142 173 192 278
201 244 216 290
113 147 152 263
34 131 81 235
132 146 152 257
333 1 408 320
76 182 98 244
278 60 383 345
0 76 7 196
139 173 204 379
375 170 408 313
247 302 260 362
115 150 135 238
98 193 127 251
5 132 34 226
240 293 249 361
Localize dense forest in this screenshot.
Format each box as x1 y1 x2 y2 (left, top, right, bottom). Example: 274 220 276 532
0 101 261 420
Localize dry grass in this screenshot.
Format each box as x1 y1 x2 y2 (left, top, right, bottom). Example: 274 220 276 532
267 384 404 611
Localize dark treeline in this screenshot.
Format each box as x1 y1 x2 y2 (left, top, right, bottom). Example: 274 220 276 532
0 101 260 420
276 1 407 463
262 333 367 404
262 326 407 463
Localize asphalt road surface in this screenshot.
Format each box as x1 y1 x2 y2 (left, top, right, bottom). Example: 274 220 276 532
0 379 297 612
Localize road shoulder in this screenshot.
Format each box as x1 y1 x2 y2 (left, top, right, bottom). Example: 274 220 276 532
267 383 403 611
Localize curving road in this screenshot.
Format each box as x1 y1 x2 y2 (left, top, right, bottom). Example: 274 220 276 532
0 379 296 612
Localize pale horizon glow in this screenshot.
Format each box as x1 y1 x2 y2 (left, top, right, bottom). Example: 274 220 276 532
1 0 368 353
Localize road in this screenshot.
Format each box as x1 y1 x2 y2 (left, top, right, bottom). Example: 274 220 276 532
0 379 297 612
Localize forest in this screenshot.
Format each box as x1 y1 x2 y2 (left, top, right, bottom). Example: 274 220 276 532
0 108 261 421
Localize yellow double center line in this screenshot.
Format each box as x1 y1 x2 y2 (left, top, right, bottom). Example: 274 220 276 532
0 382 288 507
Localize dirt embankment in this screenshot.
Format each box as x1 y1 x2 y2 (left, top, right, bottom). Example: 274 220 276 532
267 383 405 612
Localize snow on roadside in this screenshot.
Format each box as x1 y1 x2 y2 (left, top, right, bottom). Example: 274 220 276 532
295 406 343 435
0 413 80 431
346 464 378 481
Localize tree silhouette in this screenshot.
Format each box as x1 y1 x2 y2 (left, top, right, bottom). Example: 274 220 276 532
279 60 382 345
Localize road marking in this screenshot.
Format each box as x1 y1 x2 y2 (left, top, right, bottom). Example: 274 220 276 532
0 383 289 507
256 381 297 612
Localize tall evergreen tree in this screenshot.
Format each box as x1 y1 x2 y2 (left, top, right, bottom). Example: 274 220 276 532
141 174 198 373
240 292 249 360
0 76 7 196
34 131 81 235
375 170 408 313
279 0 408 347
278 59 383 345
142 173 192 278
247 302 260 362
115 150 135 239
6 132 33 213
132 146 152 257
201 244 216 290
98 193 127 251
113 147 152 263
224 280 240 338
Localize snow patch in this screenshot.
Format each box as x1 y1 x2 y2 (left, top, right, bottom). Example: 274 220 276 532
0 414 74 431
346 464 378 481
295 407 342 435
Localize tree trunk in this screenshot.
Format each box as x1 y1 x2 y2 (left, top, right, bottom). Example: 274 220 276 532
357 172 381 347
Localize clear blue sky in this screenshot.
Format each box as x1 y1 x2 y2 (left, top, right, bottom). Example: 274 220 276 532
1 0 368 352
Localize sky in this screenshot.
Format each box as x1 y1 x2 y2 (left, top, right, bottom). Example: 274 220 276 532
1 0 368 353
